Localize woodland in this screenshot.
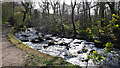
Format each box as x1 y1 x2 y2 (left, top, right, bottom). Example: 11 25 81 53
2 0 120 67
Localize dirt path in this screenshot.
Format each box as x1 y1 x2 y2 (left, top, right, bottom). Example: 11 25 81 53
2 25 28 66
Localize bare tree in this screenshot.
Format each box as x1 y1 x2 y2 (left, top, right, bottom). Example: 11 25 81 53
71 0 77 37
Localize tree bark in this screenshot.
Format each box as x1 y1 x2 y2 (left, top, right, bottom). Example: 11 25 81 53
71 0 77 37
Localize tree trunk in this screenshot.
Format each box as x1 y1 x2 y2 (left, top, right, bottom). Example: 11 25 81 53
71 7 77 37
23 12 27 22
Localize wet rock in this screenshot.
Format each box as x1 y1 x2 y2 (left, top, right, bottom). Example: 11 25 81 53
61 52 68 57
36 49 41 50
75 45 79 46
21 34 29 37
36 32 44 37
45 37 53 40
66 46 70 50
43 46 49 49
20 37 29 42
84 42 92 45
52 34 58 36
74 42 82 44
77 50 82 54
90 49 95 53
44 34 52 38
64 54 68 57
52 40 58 42
81 59 89 62
59 42 68 46
82 48 88 53
48 41 55 46
21 39 29 42
71 55 77 57
68 55 77 58
31 38 44 43
26 28 37 33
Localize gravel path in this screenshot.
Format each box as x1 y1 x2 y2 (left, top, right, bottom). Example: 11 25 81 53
2 25 28 66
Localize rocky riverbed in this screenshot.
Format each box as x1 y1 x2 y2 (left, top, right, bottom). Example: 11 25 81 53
15 28 120 67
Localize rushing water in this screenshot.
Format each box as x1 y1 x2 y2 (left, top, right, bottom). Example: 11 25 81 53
15 28 120 67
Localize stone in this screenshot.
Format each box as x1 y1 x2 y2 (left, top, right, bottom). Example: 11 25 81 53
66 46 70 50
44 34 52 38
36 49 41 50
59 42 68 46
48 41 55 46
90 49 95 53
43 46 48 49
77 50 82 54
31 38 44 43
74 42 82 44
84 42 92 45
20 37 29 42
45 37 53 40
21 34 29 37
52 34 58 36
82 48 88 53
21 39 29 42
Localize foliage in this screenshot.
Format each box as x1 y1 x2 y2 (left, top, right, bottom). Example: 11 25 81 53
105 42 114 48
25 62 29 66
26 54 78 66
2 2 13 22
2 21 8 25
87 42 114 66
104 42 114 53
85 14 120 46
94 40 101 43
88 50 106 64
